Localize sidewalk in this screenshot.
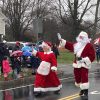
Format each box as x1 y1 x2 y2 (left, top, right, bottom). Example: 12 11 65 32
0 62 100 90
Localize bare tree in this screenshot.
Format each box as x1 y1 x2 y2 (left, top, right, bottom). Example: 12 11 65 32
53 0 96 41
0 0 54 41
0 0 36 40
32 0 54 19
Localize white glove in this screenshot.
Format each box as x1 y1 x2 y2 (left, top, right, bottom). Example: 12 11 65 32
59 39 66 48
51 66 57 71
57 33 62 40
32 49 37 56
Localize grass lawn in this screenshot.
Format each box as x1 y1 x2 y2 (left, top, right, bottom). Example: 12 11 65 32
57 49 74 64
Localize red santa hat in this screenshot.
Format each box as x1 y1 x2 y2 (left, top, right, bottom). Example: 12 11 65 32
42 41 52 48
78 31 88 38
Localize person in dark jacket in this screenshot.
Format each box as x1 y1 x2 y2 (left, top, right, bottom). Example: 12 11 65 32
31 56 41 75
0 42 10 74
13 41 21 51
52 43 59 59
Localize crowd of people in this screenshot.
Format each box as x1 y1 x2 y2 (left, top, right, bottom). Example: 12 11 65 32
0 41 39 80
0 41 60 80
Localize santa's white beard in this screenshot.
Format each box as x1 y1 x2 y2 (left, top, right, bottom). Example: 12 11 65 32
74 36 90 54
74 42 83 54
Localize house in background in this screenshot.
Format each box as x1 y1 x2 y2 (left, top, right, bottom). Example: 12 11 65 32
0 10 6 42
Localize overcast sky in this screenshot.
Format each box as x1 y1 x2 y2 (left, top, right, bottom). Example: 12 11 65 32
0 0 99 22
81 0 100 22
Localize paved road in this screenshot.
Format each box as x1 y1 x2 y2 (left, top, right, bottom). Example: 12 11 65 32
0 67 100 100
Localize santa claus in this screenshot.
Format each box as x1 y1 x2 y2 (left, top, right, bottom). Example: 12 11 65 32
32 41 62 96
59 31 95 97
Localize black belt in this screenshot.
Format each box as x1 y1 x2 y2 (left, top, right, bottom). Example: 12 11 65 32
76 57 82 61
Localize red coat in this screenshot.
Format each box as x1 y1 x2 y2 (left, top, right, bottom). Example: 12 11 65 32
64 41 95 69
34 51 62 92
2 60 11 74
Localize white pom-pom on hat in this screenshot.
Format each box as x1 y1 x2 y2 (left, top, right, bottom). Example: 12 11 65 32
3 40 7 43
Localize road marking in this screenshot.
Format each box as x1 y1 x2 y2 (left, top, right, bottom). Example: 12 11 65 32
58 93 79 100
0 84 33 92
90 91 100 94
67 95 80 100
60 77 73 81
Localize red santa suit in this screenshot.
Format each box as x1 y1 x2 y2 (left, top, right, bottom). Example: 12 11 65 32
60 31 95 94
33 42 62 93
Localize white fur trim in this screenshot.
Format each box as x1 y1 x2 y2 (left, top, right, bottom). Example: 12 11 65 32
37 61 51 75
44 51 53 54
75 82 80 87
42 42 51 48
80 82 89 90
32 49 37 56
51 66 57 71
59 39 66 47
34 84 62 92
74 57 92 69
73 60 91 69
73 63 81 68
82 57 91 66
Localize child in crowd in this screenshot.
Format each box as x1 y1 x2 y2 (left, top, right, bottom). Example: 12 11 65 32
2 56 12 81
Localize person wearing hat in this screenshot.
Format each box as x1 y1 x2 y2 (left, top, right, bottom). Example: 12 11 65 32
32 41 62 96
58 31 95 98
13 41 21 51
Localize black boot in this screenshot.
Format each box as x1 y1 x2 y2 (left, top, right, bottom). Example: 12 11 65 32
81 89 88 97
81 89 88 100
84 89 88 96
79 90 84 96
34 92 42 97
54 90 60 94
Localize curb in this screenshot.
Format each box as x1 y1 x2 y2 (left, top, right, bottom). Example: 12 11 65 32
0 70 65 90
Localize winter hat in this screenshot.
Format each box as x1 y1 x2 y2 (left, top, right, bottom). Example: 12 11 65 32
42 41 52 48
78 31 88 38
16 41 20 45
76 31 91 43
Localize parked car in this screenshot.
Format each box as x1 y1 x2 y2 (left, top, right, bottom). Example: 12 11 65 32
6 42 25 48
6 42 36 48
